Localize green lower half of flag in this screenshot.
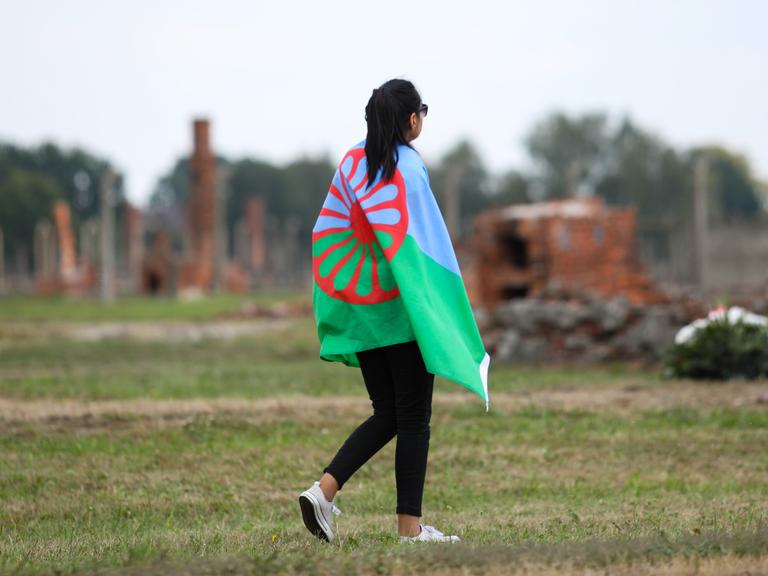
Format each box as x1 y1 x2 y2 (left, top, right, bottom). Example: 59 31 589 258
313 232 489 404
389 235 489 402
313 282 416 368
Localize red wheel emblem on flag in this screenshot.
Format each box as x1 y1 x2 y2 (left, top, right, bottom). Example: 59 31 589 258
312 148 409 304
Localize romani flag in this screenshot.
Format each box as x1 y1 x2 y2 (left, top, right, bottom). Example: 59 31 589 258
311 140 490 408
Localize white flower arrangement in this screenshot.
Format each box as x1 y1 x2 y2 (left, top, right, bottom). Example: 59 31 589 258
674 305 768 345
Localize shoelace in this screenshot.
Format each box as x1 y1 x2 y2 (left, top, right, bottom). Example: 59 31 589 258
422 525 444 537
326 498 341 516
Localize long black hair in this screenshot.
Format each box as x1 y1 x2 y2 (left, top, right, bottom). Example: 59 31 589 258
364 79 422 186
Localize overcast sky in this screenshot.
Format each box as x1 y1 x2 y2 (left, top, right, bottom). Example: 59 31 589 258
1 0 766 207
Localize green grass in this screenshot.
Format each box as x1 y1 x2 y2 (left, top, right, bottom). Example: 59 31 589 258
0 317 658 401
0 291 308 322
0 305 766 575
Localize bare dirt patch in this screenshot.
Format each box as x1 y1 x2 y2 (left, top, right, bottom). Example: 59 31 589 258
0 396 370 435
425 554 768 576
1 379 766 436
0 318 292 343
518 379 768 412
83 548 768 576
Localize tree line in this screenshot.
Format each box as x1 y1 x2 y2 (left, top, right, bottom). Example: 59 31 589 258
148 112 766 256
1 111 765 272
0 143 125 272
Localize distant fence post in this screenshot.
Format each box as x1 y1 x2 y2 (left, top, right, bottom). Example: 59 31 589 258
100 170 116 303
34 219 56 284
0 226 5 295
692 156 710 290
444 163 462 240
213 165 230 293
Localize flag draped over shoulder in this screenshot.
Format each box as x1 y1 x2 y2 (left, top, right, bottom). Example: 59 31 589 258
312 140 490 408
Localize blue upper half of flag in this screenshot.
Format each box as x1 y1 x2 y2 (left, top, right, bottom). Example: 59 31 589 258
313 139 461 276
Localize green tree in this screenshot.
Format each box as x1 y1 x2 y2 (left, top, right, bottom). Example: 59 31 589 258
595 118 691 229
0 141 122 270
525 112 612 199
0 169 62 269
225 158 285 258
281 156 335 244
524 112 765 227
0 142 124 228
149 154 334 259
494 169 531 206
429 140 492 238
690 146 764 223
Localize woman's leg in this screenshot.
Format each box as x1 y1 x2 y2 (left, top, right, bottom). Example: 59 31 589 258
321 345 397 501
387 340 434 535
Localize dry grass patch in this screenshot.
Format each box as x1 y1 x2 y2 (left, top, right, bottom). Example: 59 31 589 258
2 377 767 436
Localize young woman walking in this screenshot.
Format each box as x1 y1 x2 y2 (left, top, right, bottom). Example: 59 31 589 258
300 78 489 544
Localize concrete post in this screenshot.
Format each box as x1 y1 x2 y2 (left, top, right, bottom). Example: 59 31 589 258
693 156 710 290
444 163 462 240
100 170 116 303
284 216 300 286
124 204 144 294
34 220 55 279
264 214 279 287
234 217 248 267
15 244 30 288
246 197 266 273
80 218 100 266
566 160 582 198
213 165 230 293
0 226 5 294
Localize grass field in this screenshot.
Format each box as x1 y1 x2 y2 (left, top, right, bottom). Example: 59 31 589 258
0 296 767 575
0 291 308 322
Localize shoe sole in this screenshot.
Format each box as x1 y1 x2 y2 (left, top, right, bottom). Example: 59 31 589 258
399 537 461 543
299 491 332 542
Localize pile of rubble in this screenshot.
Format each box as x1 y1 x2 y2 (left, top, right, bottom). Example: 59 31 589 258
477 283 711 366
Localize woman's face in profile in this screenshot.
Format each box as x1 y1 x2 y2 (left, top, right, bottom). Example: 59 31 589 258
407 109 424 142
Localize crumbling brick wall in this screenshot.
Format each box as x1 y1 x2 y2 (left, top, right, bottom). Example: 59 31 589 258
471 197 668 309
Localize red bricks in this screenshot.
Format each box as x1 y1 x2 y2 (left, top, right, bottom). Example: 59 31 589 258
470 197 669 308
179 119 217 292
141 230 172 295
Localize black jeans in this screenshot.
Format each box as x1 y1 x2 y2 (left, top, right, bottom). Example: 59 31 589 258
324 339 434 517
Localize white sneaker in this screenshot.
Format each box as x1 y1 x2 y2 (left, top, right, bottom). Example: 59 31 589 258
400 523 460 543
298 481 342 542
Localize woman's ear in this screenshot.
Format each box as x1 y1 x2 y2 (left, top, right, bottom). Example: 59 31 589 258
409 112 417 130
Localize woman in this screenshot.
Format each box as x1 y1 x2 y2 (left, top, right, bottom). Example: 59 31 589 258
300 78 489 544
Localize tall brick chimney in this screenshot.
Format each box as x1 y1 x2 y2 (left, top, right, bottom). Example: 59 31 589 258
182 118 217 290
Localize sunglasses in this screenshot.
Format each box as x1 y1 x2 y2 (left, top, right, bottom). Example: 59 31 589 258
419 103 428 117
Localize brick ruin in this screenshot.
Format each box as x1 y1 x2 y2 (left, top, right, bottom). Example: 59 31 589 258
470 196 669 309
142 118 250 296
141 229 173 294
18 117 311 298
178 119 217 292
34 200 98 295
24 125 673 310
465 197 708 365
53 201 78 283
